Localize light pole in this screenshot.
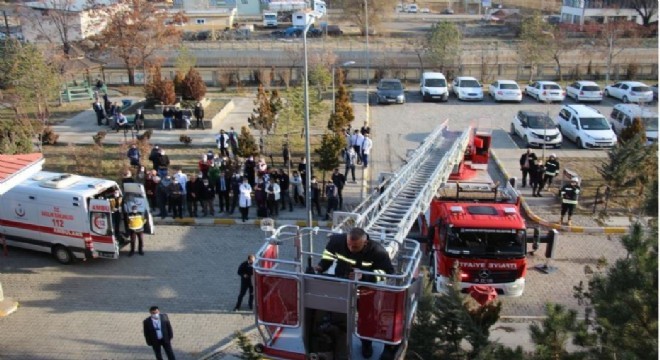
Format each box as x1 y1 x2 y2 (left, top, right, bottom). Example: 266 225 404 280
332 61 356 114
364 0 370 125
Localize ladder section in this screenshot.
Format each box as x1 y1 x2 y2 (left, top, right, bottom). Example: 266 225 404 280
334 121 472 251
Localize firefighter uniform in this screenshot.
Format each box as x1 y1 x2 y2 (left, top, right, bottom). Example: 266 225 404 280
543 155 560 190
560 178 580 226
127 208 146 256
318 234 394 282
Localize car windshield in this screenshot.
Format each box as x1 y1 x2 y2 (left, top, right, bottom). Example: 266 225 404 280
460 80 480 87
380 81 402 90
446 228 526 257
582 86 600 91
632 86 651 92
542 84 561 90
527 115 556 129
581 117 611 130
426 79 446 87
641 117 659 131
500 83 519 90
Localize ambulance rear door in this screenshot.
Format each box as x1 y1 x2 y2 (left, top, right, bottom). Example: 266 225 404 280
123 183 155 235
89 199 119 259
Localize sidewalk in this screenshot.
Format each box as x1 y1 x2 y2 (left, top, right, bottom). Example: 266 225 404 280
490 149 632 234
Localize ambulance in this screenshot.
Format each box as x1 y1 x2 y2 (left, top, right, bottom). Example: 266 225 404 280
0 172 154 264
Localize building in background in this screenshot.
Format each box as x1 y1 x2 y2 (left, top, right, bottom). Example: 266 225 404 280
560 0 657 26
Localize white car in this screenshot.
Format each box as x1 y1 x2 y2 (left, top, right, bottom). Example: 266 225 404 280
610 104 658 144
525 81 565 103
511 110 562 148
420 8 431 13
557 105 617 149
604 81 654 103
488 80 522 102
452 76 484 101
565 80 603 103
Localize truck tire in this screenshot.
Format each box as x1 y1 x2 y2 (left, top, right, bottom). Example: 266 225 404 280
53 245 74 265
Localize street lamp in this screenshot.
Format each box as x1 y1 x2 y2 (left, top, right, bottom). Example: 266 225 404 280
303 11 323 227
332 61 356 114
364 0 370 125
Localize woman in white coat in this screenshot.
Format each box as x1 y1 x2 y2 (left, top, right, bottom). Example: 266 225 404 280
238 177 252 222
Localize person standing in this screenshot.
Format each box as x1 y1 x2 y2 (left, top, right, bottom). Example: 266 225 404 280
156 149 170 179
310 176 321 216
519 148 537 188
168 178 184 219
216 130 230 157
278 169 293 212
143 306 176 360
291 171 304 206
244 156 256 188
228 127 239 157
351 130 364 164
344 147 357 182
216 170 230 213
149 145 160 170
127 205 145 256
157 175 172 219
238 177 252 222
162 107 174 130
194 101 205 130
233 255 255 311
360 121 370 136
93 100 105 126
145 170 158 211
134 109 145 131
266 178 280 217
361 133 373 167
324 181 338 221
560 177 581 226
314 228 395 359
229 173 241 214
542 154 560 190
529 160 545 197
127 144 141 168
200 178 215 217
186 175 199 217
331 168 346 209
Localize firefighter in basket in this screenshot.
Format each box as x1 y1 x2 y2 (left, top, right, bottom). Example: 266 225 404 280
314 227 397 359
127 205 146 256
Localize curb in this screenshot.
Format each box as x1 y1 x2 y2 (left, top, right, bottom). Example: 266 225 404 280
489 150 629 234
155 217 331 228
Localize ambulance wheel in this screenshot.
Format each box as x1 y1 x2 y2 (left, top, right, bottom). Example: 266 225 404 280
53 245 74 264
254 344 264 353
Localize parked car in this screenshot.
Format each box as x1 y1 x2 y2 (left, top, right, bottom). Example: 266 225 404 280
420 7 431 13
511 110 562 148
488 80 522 103
525 81 565 103
604 81 654 103
442 8 455 14
565 80 603 103
407 4 419 13
420 72 449 102
557 105 617 149
376 79 406 104
452 76 484 101
610 104 658 144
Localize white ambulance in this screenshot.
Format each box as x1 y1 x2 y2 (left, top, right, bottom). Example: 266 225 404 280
0 172 154 264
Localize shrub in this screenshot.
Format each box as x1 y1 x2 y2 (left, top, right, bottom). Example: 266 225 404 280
137 129 153 141
181 67 207 101
626 62 639 80
179 135 192 146
145 65 176 105
41 126 59 145
92 131 106 146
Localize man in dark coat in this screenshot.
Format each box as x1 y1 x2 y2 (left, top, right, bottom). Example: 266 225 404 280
143 306 176 360
233 254 255 311
194 101 205 130
519 148 538 188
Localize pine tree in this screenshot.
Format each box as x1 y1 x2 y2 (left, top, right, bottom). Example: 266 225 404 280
237 126 259 157
314 132 345 182
328 81 354 135
529 303 584 360
248 84 275 134
182 67 207 101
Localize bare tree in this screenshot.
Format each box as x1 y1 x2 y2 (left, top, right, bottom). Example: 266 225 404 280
339 0 396 35
95 0 180 85
629 0 658 26
518 12 554 82
591 22 640 84
549 25 573 82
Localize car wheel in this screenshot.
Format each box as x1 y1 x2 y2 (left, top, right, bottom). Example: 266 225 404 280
623 96 629 103
577 138 584 149
53 245 74 265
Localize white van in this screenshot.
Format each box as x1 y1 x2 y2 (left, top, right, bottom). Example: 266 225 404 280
610 104 658 144
0 172 154 264
420 72 449 102
557 105 617 149
407 4 419 13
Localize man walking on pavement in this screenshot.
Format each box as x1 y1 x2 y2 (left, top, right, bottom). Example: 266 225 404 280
233 254 255 311
519 148 537 188
542 154 560 190
331 168 346 209
361 133 373 167
351 129 364 165
143 306 176 360
560 177 581 226
344 147 357 182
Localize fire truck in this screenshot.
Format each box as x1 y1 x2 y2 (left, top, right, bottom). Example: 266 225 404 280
426 130 557 298
251 121 475 359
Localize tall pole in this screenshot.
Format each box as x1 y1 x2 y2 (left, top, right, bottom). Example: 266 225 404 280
303 19 313 227
365 0 370 125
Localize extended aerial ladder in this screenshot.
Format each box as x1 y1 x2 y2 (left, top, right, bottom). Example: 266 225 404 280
252 120 473 360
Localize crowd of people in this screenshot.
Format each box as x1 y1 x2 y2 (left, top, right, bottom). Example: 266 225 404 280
124 137 361 222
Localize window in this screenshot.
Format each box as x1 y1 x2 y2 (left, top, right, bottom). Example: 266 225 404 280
196 19 206 24
610 109 620 121
623 116 631 127
559 109 570 120
621 84 629 90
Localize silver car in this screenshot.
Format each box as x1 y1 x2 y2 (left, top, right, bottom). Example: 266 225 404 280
376 79 406 104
